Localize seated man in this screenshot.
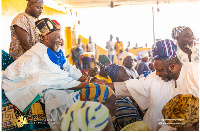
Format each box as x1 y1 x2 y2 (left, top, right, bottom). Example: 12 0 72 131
120 51 139 79
135 52 151 77
60 101 114 131
2 18 95 130
161 94 199 131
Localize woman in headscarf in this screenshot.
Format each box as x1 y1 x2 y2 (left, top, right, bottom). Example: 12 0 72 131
172 26 199 63
160 94 199 131
95 62 142 130
60 101 114 131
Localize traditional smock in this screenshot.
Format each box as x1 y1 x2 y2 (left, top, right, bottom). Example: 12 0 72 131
114 62 199 131
2 42 82 130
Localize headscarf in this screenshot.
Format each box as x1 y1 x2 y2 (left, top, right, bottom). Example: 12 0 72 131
79 83 114 103
35 18 61 38
61 101 109 131
104 63 122 81
153 39 177 60
120 121 150 131
120 51 136 62
98 55 111 65
171 26 188 40
162 94 199 128
140 51 149 59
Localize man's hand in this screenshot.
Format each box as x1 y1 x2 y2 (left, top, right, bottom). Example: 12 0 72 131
92 78 107 85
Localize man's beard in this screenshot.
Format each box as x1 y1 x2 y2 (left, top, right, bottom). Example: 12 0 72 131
163 68 174 82
54 45 60 52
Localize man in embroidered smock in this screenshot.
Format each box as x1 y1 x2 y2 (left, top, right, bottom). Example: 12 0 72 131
97 39 199 131
9 0 44 60
2 18 97 130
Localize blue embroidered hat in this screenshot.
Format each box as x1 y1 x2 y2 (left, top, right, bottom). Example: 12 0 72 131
153 39 177 60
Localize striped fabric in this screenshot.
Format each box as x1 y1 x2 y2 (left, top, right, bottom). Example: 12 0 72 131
79 83 114 102
104 63 122 81
60 101 109 131
171 26 188 40
113 97 142 131
96 62 106 69
153 39 177 60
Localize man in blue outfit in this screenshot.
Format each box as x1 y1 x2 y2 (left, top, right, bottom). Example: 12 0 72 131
135 52 151 77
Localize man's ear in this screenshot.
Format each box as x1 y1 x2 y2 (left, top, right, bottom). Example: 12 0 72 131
169 63 175 71
27 2 31 8
43 35 49 42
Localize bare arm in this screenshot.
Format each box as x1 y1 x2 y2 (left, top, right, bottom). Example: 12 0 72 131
14 25 32 51
79 54 82 65
78 75 87 82
69 82 90 90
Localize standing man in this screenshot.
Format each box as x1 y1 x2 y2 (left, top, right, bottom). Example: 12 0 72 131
77 37 85 51
125 41 131 52
72 44 84 70
106 34 115 63
9 0 44 60
86 36 97 65
115 37 124 65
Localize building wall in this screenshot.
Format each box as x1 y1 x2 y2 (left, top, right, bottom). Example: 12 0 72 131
1 0 70 53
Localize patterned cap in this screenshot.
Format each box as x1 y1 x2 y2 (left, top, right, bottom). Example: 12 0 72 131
162 94 199 128
61 101 109 131
171 26 188 40
98 55 111 65
104 63 122 81
79 83 114 103
35 18 61 37
153 39 177 60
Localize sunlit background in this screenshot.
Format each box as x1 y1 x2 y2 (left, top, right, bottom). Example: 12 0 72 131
1 1 199 51
76 2 200 48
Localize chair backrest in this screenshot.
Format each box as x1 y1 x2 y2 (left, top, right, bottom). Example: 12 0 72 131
2 50 14 70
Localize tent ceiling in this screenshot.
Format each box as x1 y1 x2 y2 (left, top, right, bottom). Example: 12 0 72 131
53 0 198 8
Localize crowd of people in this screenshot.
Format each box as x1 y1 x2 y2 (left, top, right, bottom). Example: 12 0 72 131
2 0 199 131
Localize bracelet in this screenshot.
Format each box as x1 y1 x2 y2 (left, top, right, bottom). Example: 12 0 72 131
85 76 94 83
